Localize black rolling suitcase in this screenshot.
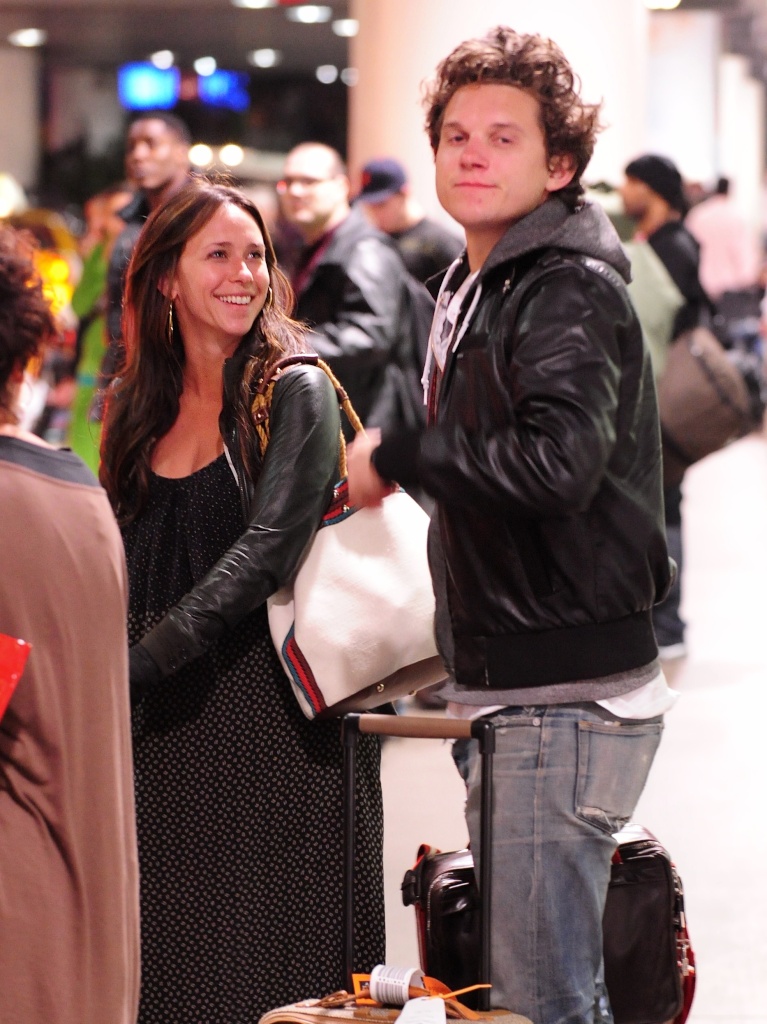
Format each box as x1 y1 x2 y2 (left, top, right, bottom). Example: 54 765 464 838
401 824 696 1024
259 713 533 1024
341 713 532 1024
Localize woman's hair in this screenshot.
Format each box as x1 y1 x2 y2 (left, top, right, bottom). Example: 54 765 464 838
100 176 307 523
423 26 603 210
0 228 55 423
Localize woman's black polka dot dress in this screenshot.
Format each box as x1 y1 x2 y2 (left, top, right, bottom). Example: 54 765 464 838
123 455 385 1024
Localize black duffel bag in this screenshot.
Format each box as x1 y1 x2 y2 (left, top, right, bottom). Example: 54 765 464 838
401 823 695 1024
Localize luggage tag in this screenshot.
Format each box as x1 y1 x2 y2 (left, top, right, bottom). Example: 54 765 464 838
0 634 31 719
369 965 425 1006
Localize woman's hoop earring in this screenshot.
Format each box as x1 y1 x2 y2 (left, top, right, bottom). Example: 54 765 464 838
167 301 174 345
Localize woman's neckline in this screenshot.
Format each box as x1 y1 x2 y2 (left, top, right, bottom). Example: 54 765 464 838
150 450 227 481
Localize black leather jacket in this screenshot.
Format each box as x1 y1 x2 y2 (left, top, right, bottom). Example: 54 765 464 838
376 199 672 692
136 362 340 680
295 207 416 432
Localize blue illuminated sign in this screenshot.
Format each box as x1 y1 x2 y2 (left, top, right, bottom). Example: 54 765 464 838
197 70 250 112
117 63 180 110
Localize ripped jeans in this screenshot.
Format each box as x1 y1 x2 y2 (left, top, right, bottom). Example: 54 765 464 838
453 705 663 1024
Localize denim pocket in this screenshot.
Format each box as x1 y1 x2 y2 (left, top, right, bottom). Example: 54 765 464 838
575 719 663 834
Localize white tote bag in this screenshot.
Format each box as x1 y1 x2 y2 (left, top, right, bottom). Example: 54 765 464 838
267 479 444 719
254 355 445 720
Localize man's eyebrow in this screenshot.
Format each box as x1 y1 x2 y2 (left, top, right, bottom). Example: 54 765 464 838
441 119 525 133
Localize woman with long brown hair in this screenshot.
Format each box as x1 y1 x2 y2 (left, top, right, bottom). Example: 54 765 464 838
101 178 384 1024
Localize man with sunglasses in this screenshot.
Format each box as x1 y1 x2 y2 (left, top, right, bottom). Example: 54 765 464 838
278 142 423 434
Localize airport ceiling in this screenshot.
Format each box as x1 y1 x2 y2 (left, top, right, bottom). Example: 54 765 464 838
0 0 352 74
0 0 766 81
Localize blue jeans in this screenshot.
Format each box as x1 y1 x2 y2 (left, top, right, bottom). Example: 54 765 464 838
453 705 663 1024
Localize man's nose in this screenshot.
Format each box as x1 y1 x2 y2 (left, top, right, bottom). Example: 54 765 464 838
459 137 488 167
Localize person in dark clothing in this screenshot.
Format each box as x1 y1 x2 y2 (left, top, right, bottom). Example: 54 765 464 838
277 142 421 433
347 27 674 1024
101 111 192 381
357 156 464 283
621 152 713 657
621 153 714 337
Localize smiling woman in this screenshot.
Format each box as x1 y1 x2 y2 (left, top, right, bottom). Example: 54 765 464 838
99 177 385 1024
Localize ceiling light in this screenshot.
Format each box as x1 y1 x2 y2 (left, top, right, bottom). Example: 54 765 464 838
194 56 218 76
189 144 214 167
249 48 281 68
8 28 47 48
286 6 332 25
231 0 276 7
316 64 338 84
644 0 681 8
341 67 358 87
220 145 245 167
150 50 175 70
332 19 359 38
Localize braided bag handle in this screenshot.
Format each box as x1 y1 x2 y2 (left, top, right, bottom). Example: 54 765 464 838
251 353 363 476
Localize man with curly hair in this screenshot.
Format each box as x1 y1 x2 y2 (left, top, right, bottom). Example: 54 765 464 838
349 27 675 1024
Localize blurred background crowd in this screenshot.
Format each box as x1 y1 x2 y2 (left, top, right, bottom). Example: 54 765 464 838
3 0 767 472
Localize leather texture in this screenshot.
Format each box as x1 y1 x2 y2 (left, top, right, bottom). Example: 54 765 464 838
139 364 340 678
295 207 421 432
420 249 673 690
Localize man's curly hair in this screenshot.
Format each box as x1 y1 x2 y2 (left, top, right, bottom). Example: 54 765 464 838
0 228 55 422
423 26 603 210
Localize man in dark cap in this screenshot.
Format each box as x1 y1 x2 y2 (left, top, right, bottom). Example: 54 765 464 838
621 153 712 337
357 156 463 283
621 153 713 660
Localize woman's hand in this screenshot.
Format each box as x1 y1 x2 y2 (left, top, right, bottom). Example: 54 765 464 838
347 429 394 508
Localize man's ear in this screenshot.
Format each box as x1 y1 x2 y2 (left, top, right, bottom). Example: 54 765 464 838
546 154 577 193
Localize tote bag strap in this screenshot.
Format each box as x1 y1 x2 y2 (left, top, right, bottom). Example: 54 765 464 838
250 353 365 475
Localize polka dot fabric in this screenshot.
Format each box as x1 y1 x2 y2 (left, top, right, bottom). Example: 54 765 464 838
123 455 385 1024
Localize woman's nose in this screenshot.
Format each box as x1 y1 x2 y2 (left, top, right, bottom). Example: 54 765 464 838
234 260 253 281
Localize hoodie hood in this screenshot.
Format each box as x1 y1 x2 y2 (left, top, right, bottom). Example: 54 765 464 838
481 195 632 283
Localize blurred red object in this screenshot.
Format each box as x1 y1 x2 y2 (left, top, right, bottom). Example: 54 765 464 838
0 633 31 719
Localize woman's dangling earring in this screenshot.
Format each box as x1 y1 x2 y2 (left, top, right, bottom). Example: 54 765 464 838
263 286 273 313
167 301 174 345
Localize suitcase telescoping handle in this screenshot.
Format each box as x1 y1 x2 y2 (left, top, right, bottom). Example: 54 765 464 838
341 713 496 1012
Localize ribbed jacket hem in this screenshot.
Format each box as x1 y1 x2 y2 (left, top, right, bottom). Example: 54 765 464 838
459 610 658 690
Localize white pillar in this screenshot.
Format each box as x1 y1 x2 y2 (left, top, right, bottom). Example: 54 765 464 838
0 46 41 192
348 0 650 223
718 54 765 231
646 10 720 183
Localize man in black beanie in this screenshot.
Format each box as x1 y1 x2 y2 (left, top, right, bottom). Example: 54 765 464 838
621 153 713 660
621 153 712 337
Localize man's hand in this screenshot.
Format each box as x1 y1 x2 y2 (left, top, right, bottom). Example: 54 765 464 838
347 429 394 508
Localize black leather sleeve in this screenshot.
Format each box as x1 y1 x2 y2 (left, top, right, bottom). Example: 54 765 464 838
137 365 341 678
